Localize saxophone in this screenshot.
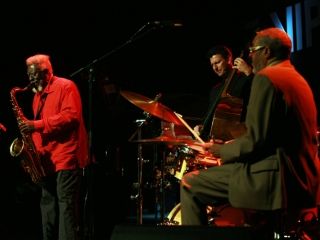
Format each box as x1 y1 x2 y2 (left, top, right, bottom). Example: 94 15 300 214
10 83 46 187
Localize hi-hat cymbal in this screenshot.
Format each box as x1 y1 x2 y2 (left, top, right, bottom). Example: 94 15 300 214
121 90 183 125
183 139 205 152
130 136 188 145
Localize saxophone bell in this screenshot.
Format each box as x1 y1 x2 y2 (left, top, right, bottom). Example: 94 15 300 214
10 138 24 157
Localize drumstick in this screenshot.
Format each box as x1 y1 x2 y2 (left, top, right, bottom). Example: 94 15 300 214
174 112 222 166
174 112 205 144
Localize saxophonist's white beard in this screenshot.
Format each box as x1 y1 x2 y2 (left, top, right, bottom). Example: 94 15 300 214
32 85 44 93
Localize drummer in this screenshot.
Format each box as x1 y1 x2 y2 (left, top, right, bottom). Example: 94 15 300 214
180 27 320 227
194 45 253 143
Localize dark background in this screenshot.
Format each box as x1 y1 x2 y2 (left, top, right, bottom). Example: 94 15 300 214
0 0 319 239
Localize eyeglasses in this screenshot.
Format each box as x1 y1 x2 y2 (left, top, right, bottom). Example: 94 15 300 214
249 45 265 54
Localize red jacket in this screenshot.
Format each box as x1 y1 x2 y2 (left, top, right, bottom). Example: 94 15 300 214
32 76 89 175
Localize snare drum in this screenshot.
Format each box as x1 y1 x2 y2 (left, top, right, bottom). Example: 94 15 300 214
166 145 218 180
166 146 199 180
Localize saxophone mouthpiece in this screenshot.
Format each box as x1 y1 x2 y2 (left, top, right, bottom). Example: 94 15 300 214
26 81 37 90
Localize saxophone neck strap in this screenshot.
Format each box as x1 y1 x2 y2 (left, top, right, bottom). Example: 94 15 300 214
35 93 48 120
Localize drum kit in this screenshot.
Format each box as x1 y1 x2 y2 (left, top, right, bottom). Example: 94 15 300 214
120 90 221 225
120 90 320 233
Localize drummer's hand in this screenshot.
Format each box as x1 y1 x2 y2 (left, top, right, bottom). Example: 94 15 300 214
194 125 203 135
202 139 222 158
202 139 213 151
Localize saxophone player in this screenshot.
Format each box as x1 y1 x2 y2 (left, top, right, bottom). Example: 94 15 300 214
19 54 89 240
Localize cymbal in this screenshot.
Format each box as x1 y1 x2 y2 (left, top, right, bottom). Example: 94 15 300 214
130 136 188 145
121 90 183 125
183 139 205 152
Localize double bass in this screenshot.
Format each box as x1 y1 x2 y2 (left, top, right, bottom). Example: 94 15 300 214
200 51 247 143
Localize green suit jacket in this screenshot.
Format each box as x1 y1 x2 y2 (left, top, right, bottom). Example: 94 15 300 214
220 60 320 210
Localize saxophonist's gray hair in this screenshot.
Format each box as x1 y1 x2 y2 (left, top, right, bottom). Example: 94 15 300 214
26 54 53 75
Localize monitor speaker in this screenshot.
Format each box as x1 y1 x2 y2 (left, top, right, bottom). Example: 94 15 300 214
110 225 255 240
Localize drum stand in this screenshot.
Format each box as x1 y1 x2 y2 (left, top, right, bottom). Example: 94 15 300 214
158 147 167 224
129 118 147 225
122 91 186 225
151 145 166 225
129 111 161 225
155 122 171 225
129 117 169 225
152 142 167 225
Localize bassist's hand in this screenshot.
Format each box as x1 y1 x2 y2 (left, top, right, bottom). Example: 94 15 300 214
233 57 252 76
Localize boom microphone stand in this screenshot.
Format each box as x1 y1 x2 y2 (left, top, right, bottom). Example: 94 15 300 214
69 23 159 239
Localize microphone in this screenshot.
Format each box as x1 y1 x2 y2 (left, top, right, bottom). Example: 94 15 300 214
0 123 6 134
147 20 182 27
